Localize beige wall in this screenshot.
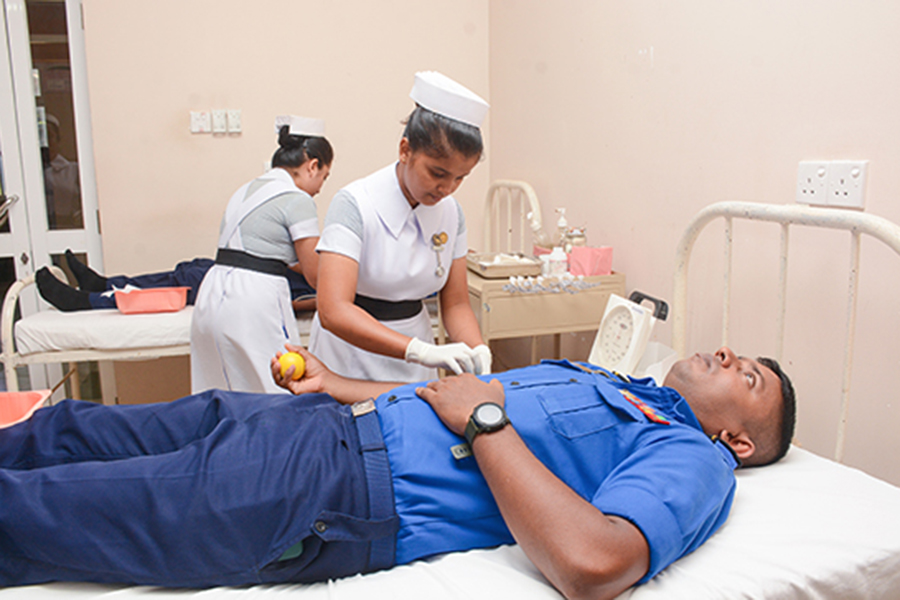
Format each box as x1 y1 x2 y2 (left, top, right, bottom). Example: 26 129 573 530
489 1 900 485
81 0 490 274
80 0 490 404
82 1 900 485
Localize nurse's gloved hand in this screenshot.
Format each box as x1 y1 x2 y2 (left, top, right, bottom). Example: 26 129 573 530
405 338 476 375
471 344 492 375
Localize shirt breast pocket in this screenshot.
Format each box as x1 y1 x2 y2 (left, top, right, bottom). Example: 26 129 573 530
537 386 621 439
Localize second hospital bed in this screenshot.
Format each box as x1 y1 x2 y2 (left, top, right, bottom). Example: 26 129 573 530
1 200 900 598
0 268 441 399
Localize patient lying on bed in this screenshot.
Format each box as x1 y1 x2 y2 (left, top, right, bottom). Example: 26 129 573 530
0 345 795 600
33 250 316 313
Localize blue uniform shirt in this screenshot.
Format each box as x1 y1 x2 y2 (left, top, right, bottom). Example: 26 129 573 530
376 359 738 582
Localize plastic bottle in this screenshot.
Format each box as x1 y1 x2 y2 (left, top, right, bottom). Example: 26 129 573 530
547 246 568 277
555 208 568 247
527 211 552 250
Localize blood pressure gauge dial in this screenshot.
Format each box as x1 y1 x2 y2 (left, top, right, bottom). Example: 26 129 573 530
589 292 668 375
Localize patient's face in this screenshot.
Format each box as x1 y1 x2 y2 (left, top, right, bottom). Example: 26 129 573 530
663 346 781 436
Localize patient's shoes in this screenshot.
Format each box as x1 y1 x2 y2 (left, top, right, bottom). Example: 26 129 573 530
64 249 107 292
35 267 92 312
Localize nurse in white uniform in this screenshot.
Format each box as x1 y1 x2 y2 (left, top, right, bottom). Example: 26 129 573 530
191 116 332 393
310 72 490 383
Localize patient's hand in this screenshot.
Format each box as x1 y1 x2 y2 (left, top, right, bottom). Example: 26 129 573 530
271 344 328 395
416 375 505 435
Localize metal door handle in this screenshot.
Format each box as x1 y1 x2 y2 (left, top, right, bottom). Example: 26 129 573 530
0 194 20 227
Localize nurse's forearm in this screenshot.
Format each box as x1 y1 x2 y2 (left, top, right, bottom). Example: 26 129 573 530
439 257 485 347
440 300 484 347
319 301 411 359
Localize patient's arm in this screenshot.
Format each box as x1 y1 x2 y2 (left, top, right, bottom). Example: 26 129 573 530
416 375 650 600
271 344 398 404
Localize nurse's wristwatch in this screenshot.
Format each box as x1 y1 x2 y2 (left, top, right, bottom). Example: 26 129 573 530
464 402 510 445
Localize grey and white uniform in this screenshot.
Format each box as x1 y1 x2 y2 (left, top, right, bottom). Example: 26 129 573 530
191 168 318 393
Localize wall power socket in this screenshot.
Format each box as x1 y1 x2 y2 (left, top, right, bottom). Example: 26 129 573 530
796 160 868 209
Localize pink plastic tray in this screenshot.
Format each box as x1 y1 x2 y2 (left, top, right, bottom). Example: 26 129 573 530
0 389 51 428
115 286 189 314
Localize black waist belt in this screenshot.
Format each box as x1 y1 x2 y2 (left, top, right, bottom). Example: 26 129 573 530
354 294 423 321
215 248 287 277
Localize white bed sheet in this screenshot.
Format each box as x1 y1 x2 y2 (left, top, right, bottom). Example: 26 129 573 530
2 446 898 599
14 307 321 356
14 308 195 355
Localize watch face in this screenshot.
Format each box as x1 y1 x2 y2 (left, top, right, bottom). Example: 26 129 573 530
475 403 505 427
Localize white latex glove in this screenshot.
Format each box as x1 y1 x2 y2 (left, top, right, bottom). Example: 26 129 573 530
471 344 492 375
405 338 476 375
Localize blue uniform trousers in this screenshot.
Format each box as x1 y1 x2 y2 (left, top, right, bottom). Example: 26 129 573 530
0 390 397 587
90 259 315 309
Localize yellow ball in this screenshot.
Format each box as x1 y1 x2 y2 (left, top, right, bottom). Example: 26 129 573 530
278 352 306 380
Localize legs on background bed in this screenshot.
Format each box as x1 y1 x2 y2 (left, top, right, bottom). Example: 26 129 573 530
0 391 381 588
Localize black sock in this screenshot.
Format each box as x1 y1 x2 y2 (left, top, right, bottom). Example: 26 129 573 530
65 249 107 292
36 267 92 312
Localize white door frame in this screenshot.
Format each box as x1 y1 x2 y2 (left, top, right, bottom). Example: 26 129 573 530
1 0 106 397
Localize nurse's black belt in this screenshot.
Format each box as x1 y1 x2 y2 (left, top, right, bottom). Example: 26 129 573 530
354 294 423 321
215 248 287 277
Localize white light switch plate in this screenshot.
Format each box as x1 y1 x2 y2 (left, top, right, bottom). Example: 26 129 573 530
190 111 211 133
211 109 227 133
227 109 242 133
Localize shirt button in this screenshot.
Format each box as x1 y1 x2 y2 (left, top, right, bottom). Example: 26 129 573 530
387 395 397 402
314 521 328 533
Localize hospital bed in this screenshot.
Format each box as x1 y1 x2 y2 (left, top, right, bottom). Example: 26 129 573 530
2 201 900 598
0 267 441 400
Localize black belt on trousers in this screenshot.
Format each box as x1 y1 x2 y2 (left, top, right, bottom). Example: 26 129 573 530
215 248 287 277
354 294 423 321
352 399 397 571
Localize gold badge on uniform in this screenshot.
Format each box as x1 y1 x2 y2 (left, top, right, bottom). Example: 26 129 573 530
432 231 448 277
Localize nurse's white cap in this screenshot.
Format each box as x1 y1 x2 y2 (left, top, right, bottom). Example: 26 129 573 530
409 71 489 129
274 115 326 137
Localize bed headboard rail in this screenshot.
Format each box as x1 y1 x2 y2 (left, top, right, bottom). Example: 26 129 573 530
672 201 900 462
483 180 543 254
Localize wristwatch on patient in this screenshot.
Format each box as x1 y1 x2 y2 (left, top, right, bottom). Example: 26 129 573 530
464 402 510 445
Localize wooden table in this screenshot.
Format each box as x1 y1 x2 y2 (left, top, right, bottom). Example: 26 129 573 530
467 270 626 363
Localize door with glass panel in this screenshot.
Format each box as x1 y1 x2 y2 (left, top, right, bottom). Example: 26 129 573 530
0 0 103 397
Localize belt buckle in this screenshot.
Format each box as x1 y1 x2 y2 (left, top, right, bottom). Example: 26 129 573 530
352 398 376 418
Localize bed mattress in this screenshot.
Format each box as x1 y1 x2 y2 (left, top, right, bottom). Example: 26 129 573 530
14 308 195 355
13 307 319 356
1 447 897 599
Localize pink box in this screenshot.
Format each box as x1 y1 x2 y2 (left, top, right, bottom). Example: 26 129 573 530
569 246 613 276
115 286 189 314
532 245 613 276
0 390 51 428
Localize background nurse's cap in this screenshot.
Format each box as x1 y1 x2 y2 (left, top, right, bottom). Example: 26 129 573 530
409 71 489 129
274 115 326 137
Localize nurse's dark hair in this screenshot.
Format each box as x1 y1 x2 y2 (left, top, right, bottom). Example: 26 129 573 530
271 125 334 169
402 106 483 160
744 356 796 468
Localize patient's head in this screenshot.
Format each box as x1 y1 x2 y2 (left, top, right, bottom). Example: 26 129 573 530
663 347 796 468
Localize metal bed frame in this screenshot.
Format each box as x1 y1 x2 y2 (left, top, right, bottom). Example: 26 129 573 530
671 201 900 462
482 180 543 254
